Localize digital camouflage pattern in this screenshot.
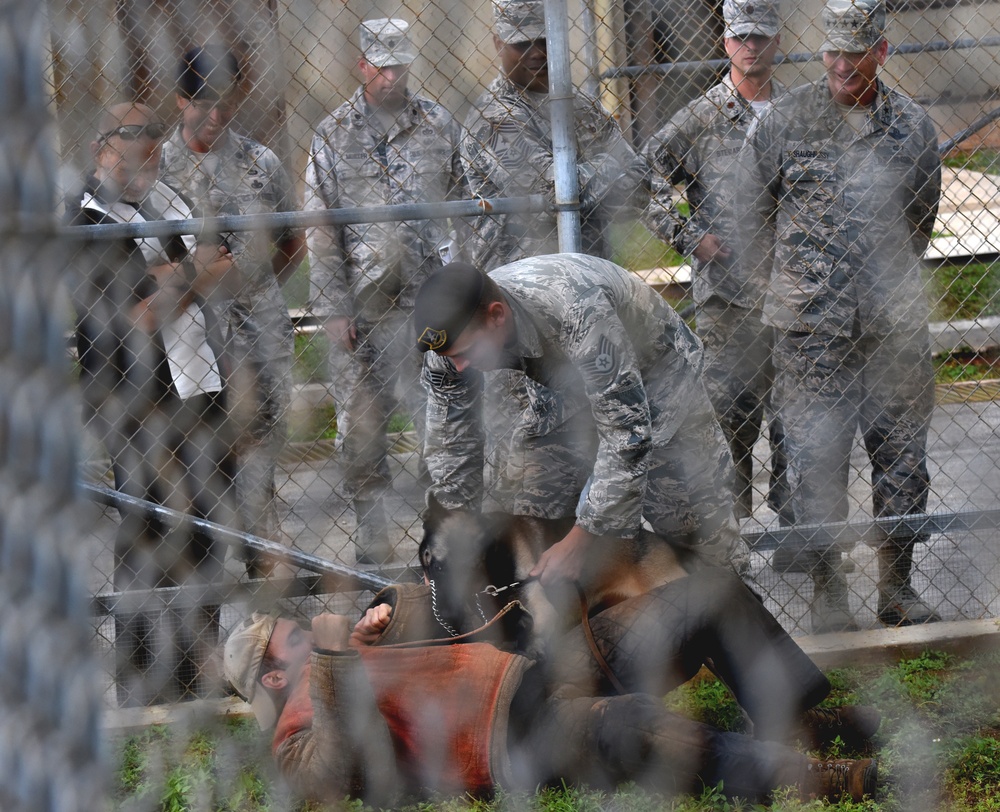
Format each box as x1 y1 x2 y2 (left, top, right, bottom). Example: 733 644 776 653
741 77 941 338
304 87 465 322
304 87 464 500
160 126 295 541
422 253 748 572
643 73 785 309
643 75 788 518
771 327 933 533
461 77 647 270
741 75 940 585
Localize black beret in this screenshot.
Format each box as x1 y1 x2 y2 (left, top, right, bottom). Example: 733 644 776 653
413 262 486 353
177 46 240 101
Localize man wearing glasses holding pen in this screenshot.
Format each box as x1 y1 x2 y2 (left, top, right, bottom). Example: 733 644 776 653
70 101 239 703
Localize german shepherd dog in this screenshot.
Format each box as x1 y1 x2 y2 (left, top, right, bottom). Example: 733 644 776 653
418 495 687 652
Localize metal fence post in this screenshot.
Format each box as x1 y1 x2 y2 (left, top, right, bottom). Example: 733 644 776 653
545 0 583 254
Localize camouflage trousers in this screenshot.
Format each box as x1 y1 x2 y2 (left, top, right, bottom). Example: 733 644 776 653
697 298 790 521
644 371 749 574
226 300 293 542
510 569 829 797
772 327 933 544
328 310 427 502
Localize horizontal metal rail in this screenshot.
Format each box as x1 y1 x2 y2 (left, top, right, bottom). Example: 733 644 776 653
83 482 395 596
744 507 1000 551
602 34 1000 80
61 195 548 243
84 482 1000 613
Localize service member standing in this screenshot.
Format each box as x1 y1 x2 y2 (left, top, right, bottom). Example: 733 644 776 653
741 0 942 632
414 254 749 588
643 0 790 525
462 0 647 270
304 19 466 564
161 46 305 563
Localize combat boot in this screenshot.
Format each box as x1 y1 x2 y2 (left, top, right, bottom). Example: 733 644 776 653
810 554 859 634
877 541 940 626
352 498 393 566
798 705 881 750
799 757 877 802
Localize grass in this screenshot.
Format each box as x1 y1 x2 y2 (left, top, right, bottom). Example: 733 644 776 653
110 649 1000 812
943 149 1000 175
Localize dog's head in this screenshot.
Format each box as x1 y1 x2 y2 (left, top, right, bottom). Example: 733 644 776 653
418 494 522 637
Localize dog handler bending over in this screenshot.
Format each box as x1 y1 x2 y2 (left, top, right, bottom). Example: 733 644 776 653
224 570 878 806
414 254 748 588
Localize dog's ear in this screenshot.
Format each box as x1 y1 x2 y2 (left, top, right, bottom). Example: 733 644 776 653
423 492 449 525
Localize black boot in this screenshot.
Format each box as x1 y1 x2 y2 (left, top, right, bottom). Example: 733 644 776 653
877 541 940 626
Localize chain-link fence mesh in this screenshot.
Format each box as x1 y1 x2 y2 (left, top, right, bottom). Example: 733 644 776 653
9 0 1000 804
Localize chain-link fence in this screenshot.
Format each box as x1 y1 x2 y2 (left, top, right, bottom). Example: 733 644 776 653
8 0 1000 803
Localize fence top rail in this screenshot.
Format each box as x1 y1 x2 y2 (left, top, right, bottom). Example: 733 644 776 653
602 34 1000 80
59 195 550 242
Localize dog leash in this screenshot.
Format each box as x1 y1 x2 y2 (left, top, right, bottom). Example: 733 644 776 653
429 576 627 695
575 584 627 695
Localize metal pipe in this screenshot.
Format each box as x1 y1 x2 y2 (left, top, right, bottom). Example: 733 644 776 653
579 0 601 99
61 194 548 242
545 0 583 253
602 34 1000 79
82 482 394 592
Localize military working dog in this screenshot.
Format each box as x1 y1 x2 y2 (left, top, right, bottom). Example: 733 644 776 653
418 495 687 651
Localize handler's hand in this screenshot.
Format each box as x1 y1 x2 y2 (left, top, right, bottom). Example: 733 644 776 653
312 613 352 651
350 602 393 648
529 525 603 588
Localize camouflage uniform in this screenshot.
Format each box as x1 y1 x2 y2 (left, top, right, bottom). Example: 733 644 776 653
160 127 296 542
304 85 465 544
742 74 941 627
422 253 748 572
643 73 789 520
461 77 647 270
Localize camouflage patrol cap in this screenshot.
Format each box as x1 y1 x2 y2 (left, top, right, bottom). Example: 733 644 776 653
413 262 487 353
723 0 782 38
177 45 240 101
493 0 546 44
821 0 886 53
359 18 417 67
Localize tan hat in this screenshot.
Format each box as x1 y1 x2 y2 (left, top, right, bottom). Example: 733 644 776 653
723 0 782 38
223 612 280 729
359 18 417 68
821 0 886 53
493 0 546 45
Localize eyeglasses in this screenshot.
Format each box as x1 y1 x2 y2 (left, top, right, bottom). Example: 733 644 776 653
99 123 167 142
189 97 238 113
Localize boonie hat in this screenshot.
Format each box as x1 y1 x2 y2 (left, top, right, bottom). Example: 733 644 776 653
413 262 487 353
359 18 417 67
821 0 886 53
723 0 782 38
223 613 280 729
177 45 241 101
493 0 546 45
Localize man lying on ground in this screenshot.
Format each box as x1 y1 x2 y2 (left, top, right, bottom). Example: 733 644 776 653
224 569 880 806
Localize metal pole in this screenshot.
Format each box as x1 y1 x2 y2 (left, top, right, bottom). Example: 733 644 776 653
579 0 601 98
61 194 549 242
544 0 583 253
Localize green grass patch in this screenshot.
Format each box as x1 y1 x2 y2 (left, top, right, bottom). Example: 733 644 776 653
111 649 1000 811
293 332 330 385
943 149 1000 175
930 261 1000 322
934 350 1000 385
610 221 685 272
